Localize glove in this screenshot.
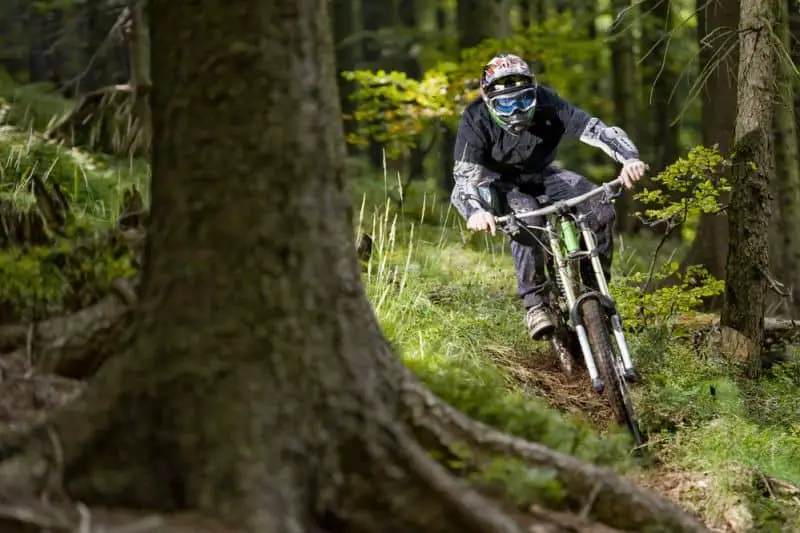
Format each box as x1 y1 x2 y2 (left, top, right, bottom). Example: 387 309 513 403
620 160 648 189
466 210 496 235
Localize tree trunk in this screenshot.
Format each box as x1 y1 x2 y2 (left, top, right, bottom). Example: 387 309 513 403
792 0 800 165
331 0 362 156
0 0 711 532
640 0 681 175
457 0 512 42
769 0 800 317
439 0 513 193
638 0 681 239
519 0 531 27
397 0 427 183
533 0 546 21
362 0 395 167
608 0 638 233
722 0 776 377
127 0 152 156
680 0 739 300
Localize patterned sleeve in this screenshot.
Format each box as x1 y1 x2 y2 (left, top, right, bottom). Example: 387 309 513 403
450 112 496 220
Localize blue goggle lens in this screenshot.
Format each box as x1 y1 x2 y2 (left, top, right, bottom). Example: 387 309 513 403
492 89 536 116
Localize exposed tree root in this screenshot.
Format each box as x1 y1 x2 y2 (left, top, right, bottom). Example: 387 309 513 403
0 291 133 379
0 329 707 533
0 341 648 533
400 378 709 532
0 415 632 533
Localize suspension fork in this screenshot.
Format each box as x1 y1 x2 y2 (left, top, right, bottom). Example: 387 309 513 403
575 216 636 376
548 216 603 390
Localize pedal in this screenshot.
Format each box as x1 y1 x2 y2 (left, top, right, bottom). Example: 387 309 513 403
623 368 638 383
591 378 604 394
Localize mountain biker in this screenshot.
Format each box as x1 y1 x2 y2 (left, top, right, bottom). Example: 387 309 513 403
450 53 647 341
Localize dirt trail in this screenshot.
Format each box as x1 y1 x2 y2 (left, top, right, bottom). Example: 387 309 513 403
486 345 776 533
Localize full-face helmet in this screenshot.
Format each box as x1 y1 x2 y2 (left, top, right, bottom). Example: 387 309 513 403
480 54 538 135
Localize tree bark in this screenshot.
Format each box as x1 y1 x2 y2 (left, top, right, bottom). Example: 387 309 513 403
0 1 709 532
126 0 152 157
608 0 638 233
361 0 394 167
640 0 681 195
439 0 513 193
769 0 800 317
791 0 800 165
680 0 739 302
457 0 512 44
331 0 362 155
722 0 777 376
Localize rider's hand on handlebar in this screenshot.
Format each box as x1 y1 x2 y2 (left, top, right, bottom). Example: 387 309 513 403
467 210 496 235
620 160 649 189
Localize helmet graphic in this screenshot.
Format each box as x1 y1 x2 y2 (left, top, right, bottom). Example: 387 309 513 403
480 54 538 135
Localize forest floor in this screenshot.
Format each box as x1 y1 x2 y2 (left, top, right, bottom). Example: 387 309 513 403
0 80 799 532
351 163 800 532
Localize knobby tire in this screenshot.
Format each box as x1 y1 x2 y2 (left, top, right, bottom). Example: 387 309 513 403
579 298 644 448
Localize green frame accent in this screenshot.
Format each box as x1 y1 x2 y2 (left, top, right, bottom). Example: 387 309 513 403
559 218 580 253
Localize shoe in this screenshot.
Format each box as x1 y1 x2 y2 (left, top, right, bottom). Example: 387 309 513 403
526 305 555 340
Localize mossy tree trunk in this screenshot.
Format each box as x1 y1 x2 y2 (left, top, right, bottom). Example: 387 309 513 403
769 0 800 317
681 0 739 301
0 0 710 532
722 0 777 376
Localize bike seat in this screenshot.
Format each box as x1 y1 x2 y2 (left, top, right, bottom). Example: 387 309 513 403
536 194 554 207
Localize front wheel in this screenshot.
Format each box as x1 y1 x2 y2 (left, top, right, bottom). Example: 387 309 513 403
579 298 645 448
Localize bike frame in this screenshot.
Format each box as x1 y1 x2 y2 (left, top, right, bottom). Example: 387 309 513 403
495 177 637 393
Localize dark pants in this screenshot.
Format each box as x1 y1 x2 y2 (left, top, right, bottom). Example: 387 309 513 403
486 166 616 309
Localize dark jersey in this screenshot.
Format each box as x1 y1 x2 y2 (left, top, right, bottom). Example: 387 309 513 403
453 85 591 178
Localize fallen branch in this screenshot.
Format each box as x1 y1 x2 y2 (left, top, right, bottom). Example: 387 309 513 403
674 313 800 361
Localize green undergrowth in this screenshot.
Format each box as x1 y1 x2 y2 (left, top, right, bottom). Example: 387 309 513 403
634 327 800 478
0 239 136 322
0 72 74 132
0 76 148 321
0 72 149 224
350 163 800 523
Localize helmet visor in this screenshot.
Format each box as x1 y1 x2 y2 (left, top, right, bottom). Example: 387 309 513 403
489 87 537 117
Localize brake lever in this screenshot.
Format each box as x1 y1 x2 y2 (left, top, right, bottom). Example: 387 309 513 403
500 212 522 236
601 181 623 203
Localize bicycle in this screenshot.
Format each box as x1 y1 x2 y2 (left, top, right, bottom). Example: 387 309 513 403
492 176 645 448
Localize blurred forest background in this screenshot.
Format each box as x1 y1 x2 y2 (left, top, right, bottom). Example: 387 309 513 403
0 0 798 531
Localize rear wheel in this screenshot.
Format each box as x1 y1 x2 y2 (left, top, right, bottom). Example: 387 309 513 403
579 298 645 448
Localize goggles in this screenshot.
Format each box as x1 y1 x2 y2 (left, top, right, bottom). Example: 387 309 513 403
489 87 537 117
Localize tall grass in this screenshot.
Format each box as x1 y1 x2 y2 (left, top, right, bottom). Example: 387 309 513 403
350 159 800 525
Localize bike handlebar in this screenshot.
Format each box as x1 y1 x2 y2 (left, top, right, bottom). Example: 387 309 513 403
494 177 625 224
